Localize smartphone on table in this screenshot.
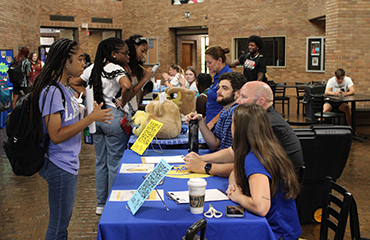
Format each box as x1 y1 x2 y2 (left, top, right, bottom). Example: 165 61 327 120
226 205 244 218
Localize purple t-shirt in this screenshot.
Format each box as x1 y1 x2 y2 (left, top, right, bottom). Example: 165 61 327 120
39 82 81 175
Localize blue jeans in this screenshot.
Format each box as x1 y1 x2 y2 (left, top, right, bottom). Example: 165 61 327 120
94 106 128 207
39 158 78 240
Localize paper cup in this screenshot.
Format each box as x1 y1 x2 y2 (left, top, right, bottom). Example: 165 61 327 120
187 178 207 214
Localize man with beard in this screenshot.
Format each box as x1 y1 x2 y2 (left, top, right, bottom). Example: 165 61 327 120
184 81 304 177
229 35 267 82
184 72 246 151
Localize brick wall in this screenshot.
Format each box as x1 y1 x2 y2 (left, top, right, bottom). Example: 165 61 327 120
1 0 369 107
0 0 40 54
325 0 370 107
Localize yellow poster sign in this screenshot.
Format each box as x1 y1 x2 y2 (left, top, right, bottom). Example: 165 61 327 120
130 119 163 155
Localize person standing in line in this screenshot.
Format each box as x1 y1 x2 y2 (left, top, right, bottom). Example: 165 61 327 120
204 46 233 129
31 38 113 240
28 52 44 85
11 47 31 109
124 35 154 114
69 38 137 215
227 103 302 240
88 38 135 215
229 35 267 82
324 68 355 126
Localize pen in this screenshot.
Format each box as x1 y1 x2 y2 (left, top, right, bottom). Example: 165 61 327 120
139 64 146 70
155 187 169 211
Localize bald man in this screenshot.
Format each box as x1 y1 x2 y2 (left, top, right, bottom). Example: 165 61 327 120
184 81 304 177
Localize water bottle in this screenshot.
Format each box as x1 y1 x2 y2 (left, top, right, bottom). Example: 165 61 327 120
188 120 199 153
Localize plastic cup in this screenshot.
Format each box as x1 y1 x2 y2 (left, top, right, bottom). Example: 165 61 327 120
187 178 207 214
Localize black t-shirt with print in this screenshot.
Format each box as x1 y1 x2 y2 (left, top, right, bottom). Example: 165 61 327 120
238 53 267 82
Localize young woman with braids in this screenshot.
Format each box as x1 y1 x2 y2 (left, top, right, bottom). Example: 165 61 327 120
69 37 140 215
226 103 302 240
124 35 153 113
30 38 112 240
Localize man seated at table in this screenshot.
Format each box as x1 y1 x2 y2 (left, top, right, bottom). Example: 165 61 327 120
184 81 304 177
185 72 246 151
324 68 355 126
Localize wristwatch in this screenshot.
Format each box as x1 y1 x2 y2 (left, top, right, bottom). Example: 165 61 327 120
204 163 212 175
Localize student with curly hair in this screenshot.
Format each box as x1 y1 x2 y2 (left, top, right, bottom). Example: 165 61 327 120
229 35 267 82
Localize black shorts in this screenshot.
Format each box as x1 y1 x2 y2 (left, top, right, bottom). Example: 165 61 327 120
13 86 28 95
324 100 348 111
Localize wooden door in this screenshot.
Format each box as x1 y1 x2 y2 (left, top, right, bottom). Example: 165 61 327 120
182 43 193 70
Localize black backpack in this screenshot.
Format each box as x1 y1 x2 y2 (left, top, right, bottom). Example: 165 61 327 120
3 84 65 176
8 58 24 85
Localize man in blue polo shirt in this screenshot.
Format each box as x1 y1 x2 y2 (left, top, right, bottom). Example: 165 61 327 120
185 72 246 151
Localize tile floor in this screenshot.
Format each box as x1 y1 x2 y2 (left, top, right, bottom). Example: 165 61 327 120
1 102 370 240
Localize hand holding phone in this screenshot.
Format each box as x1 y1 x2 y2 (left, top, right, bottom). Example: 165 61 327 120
226 205 244 218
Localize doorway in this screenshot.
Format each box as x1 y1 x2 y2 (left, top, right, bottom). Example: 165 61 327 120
171 26 208 74
182 41 195 71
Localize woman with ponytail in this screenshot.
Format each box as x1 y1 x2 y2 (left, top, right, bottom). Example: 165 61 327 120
31 38 112 239
204 46 232 127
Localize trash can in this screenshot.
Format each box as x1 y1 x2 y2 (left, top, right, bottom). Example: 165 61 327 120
294 125 352 224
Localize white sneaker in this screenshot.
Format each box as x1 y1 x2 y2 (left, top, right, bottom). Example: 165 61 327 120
96 206 104 215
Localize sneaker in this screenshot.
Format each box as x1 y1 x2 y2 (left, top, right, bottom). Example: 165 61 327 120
96 206 104 215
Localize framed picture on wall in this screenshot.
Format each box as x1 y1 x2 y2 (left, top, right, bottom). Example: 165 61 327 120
306 37 325 72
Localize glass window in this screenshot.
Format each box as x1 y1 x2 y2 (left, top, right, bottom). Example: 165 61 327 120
234 36 286 67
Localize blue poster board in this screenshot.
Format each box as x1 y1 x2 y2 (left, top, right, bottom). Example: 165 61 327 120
0 49 14 128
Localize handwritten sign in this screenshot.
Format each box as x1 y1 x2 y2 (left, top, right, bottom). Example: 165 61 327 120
130 119 163 155
127 159 171 215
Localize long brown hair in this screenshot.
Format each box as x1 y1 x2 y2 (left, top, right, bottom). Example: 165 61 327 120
233 103 300 199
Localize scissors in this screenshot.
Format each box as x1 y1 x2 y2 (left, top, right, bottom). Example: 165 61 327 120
204 204 222 218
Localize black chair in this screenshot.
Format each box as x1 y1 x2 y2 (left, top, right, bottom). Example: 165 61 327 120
320 176 353 240
295 82 310 115
182 218 207 240
274 83 290 116
266 80 276 95
349 199 370 240
308 94 345 124
312 80 324 85
295 165 306 221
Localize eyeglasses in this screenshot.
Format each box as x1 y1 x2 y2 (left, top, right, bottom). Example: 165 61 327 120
116 51 130 57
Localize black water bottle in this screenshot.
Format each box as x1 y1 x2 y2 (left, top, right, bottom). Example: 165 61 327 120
188 120 199 153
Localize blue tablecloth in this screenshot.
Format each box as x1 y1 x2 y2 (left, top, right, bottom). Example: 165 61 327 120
97 149 275 240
